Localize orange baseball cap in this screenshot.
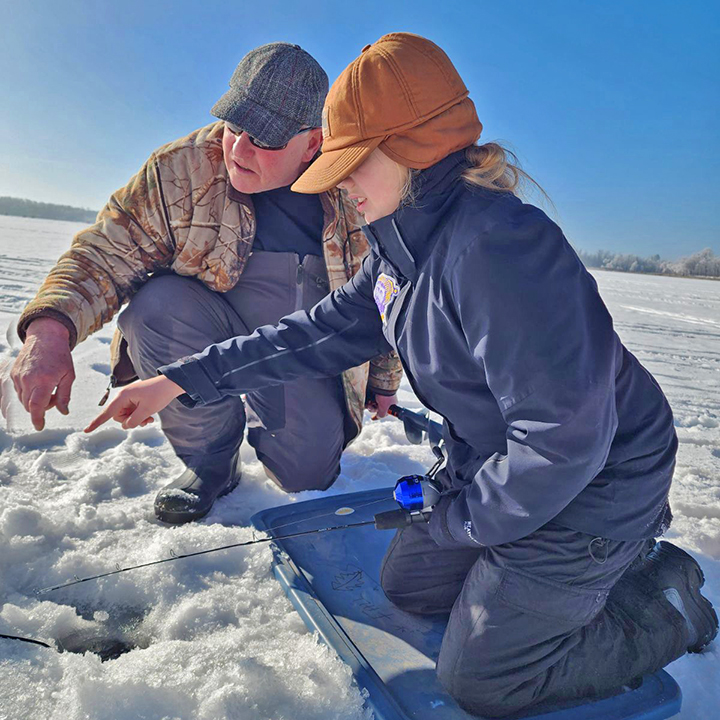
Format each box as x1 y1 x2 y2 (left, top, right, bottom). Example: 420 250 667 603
292 32 483 194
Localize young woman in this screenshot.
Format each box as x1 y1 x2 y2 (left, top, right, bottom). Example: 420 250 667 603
87 33 717 718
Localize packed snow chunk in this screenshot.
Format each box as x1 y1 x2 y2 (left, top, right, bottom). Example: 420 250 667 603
67 426 127 456
156 586 245 640
1 504 55 539
195 635 371 720
49 649 195 720
0 503 70 577
676 412 719 430
160 488 202 505
67 455 151 505
0 454 19 484
11 427 73 451
1 601 97 646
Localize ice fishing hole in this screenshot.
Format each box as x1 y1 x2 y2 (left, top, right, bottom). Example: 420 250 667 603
57 631 138 661
57 604 151 662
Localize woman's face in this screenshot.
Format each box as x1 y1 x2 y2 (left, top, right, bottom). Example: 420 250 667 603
337 149 406 223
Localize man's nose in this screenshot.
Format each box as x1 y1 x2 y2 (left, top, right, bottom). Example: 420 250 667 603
229 131 254 159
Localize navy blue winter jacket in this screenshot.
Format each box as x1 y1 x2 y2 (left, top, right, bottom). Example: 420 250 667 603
161 150 677 547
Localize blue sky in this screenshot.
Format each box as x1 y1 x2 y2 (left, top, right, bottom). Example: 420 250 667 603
1 0 717 259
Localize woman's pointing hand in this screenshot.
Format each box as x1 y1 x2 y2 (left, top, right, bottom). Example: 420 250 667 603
85 375 185 433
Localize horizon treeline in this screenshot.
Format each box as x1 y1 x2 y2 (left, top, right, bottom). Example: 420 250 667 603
576 247 720 279
0 196 98 224
1 195 717 279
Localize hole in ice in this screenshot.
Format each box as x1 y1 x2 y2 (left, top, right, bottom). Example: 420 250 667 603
57 604 150 662
57 631 137 662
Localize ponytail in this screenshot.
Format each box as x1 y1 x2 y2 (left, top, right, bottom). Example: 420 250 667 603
462 143 548 202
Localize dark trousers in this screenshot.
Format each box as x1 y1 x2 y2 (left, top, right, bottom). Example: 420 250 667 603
117 251 346 491
380 521 688 718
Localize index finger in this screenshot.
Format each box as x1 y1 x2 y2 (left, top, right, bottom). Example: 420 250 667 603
28 386 53 431
84 401 117 433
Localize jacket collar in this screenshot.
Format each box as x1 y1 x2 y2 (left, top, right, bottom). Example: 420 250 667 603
227 182 344 243
362 149 470 282
410 148 471 203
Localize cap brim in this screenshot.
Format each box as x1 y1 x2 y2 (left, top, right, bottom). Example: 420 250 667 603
291 136 384 194
211 90 303 148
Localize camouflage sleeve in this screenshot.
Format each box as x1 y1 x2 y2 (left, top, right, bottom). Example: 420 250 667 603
368 351 403 396
17 153 175 348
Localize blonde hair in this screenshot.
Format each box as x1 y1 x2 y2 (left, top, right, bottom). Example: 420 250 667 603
399 142 550 205
464 143 527 193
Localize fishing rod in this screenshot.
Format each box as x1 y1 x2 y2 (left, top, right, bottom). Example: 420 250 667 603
0 633 51 648
387 404 444 449
12 476 440 648
36 485 440 596
36 518 378 596
35 405 445 597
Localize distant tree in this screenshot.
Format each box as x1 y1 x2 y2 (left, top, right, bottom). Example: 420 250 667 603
0 196 98 224
575 247 719 279
678 248 720 277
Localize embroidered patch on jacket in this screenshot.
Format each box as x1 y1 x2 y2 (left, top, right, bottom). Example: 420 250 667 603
373 273 400 325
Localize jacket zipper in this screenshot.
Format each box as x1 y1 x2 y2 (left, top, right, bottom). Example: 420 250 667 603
98 375 119 407
386 279 443 420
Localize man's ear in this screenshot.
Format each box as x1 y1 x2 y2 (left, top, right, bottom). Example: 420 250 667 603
301 128 324 162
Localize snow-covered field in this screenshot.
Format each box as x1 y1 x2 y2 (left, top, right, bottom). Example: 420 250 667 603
0 215 718 720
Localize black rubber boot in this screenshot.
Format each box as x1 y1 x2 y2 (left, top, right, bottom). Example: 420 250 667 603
644 541 719 652
154 451 242 524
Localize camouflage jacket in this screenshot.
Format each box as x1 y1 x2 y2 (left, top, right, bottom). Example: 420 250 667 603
18 122 402 444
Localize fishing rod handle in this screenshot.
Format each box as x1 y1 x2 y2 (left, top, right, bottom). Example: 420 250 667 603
374 509 431 530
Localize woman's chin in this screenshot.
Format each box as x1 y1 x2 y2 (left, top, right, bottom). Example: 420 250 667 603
364 210 396 224
362 206 395 224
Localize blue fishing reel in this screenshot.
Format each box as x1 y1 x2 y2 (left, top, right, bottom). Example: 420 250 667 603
374 475 442 530
393 474 441 512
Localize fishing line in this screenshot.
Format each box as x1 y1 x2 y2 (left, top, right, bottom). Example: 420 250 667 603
36 519 377 596
35 405 441 598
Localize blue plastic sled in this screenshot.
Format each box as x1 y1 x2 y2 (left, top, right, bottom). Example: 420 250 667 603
251 488 681 720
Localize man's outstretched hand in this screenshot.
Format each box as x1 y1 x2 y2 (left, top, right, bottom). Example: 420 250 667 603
11 318 75 431
85 375 185 433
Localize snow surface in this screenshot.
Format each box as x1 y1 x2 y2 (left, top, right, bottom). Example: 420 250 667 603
0 215 718 720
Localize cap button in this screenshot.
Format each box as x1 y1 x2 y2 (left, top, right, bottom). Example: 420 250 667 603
361 44 372 52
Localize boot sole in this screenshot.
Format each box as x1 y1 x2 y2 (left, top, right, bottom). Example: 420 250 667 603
655 541 719 652
155 475 241 525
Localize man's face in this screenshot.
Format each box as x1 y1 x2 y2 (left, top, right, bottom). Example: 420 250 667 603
222 124 323 193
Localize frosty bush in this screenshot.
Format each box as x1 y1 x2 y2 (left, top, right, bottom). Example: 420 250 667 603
576 247 719 278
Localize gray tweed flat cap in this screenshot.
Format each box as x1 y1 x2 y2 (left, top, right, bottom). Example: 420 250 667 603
212 42 328 148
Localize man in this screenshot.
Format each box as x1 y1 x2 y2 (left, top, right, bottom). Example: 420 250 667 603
11 42 401 524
